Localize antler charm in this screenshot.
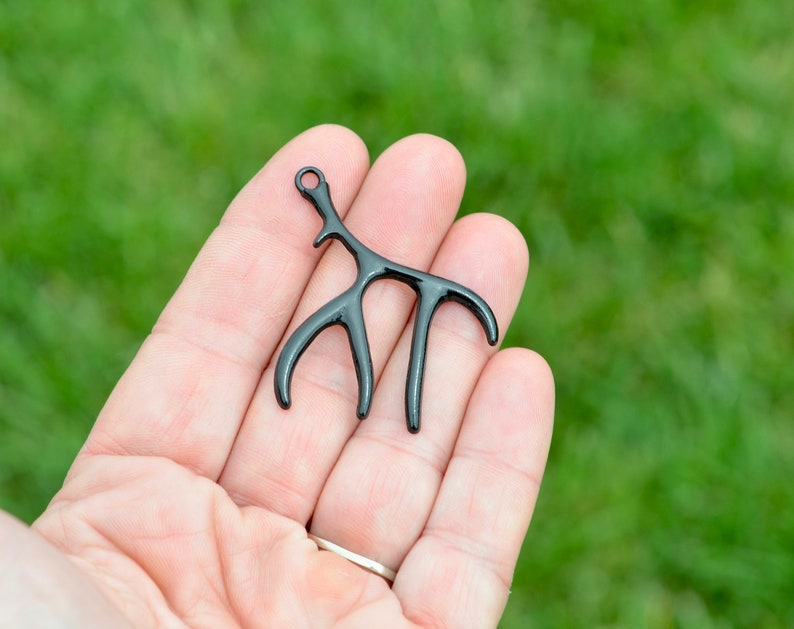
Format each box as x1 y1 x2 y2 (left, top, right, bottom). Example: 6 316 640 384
275 167 498 433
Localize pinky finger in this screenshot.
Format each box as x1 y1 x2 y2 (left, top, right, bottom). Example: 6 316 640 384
394 348 555 628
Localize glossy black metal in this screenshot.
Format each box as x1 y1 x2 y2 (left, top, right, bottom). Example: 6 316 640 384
275 167 498 433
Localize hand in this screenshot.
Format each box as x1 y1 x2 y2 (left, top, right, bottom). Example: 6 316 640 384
3 126 554 628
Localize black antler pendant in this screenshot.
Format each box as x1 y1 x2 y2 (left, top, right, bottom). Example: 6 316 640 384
274 167 498 433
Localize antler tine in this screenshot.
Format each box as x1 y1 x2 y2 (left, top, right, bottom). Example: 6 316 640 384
404 287 443 433
342 299 374 419
275 297 346 411
441 280 499 346
274 290 374 420
295 166 361 258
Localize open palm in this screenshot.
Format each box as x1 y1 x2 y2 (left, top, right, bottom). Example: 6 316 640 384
5 126 554 628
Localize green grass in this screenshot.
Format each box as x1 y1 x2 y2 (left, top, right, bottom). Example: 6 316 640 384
2 1 793 626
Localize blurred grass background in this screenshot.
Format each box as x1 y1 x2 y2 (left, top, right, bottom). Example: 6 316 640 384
1 0 793 626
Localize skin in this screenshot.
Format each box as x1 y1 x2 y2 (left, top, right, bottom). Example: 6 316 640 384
1 125 555 628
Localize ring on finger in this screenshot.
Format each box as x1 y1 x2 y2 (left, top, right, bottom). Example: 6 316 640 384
308 533 397 582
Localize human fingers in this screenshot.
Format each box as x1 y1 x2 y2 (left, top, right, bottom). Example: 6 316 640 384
395 349 554 628
218 134 467 522
78 125 369 478
308 213 528 573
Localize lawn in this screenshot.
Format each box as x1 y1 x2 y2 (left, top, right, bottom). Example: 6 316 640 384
2 1 793 626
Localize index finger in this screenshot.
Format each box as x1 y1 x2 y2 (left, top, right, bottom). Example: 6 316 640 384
77 125 370 479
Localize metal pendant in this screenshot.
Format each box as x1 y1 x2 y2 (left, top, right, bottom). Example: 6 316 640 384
275 167 498 433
